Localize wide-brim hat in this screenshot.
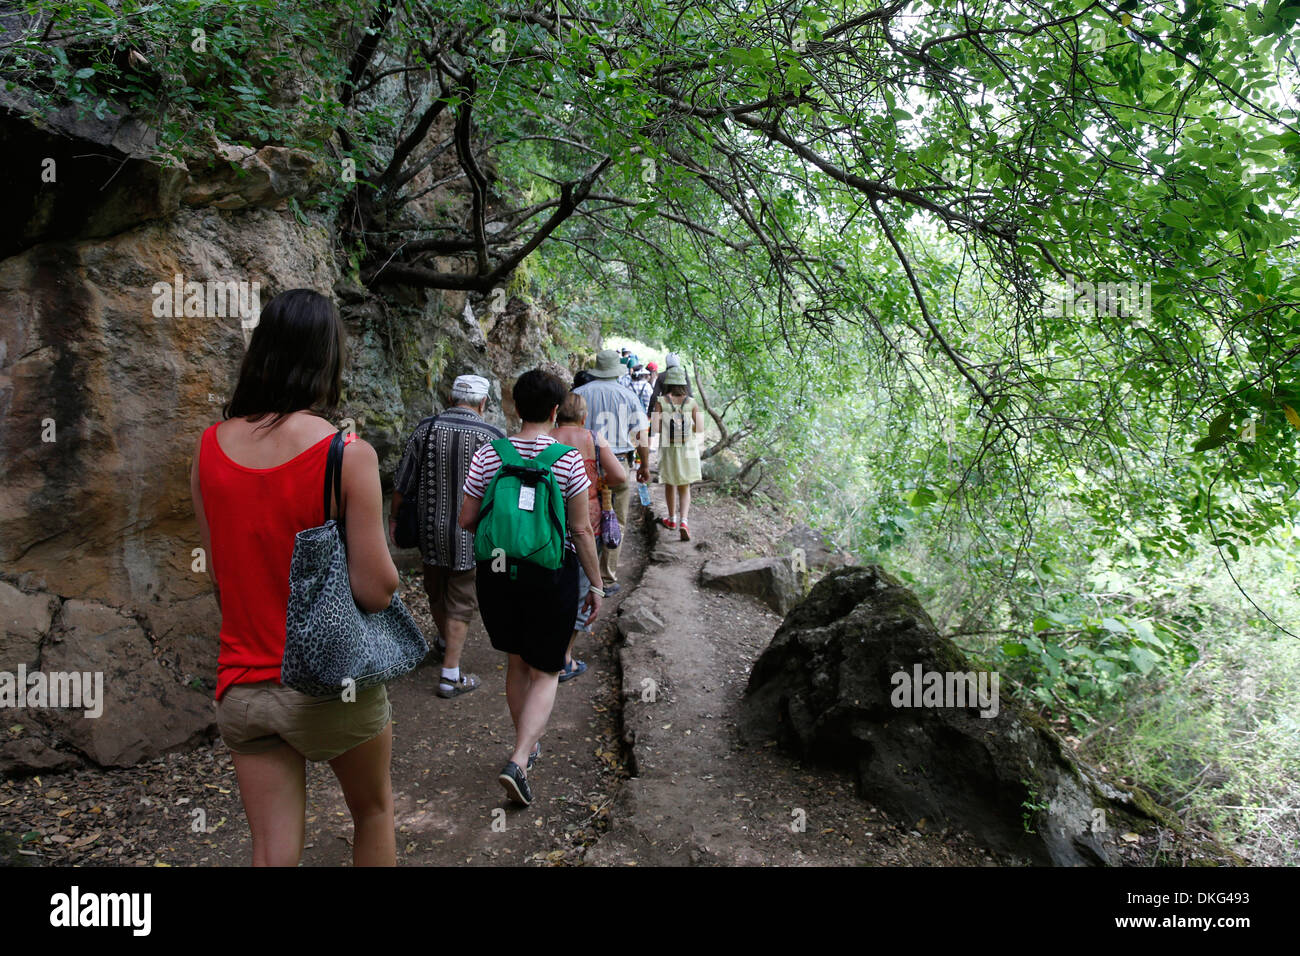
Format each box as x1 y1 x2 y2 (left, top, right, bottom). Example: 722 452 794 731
591 349 625 378
662 366 688 386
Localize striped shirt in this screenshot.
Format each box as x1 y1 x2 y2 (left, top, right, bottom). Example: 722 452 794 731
395 406 504 571
463 434 590 502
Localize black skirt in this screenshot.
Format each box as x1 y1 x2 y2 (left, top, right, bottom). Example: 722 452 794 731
476 550 579 673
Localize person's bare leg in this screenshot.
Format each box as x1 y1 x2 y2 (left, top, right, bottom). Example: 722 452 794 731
678 484 692 527
565 629 582 667
509 666 561 770
505 653 530 730
442 617 469 670
328 724 396 867
664 483 677 523
424 569 449 650
232 745 306 867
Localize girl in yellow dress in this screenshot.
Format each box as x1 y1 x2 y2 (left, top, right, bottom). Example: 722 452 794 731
652 366 704 540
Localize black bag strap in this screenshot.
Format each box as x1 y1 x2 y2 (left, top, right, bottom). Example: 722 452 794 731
323 428 347 524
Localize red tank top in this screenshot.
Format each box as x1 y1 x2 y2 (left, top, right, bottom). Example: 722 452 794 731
198 423 355 700
553 426 600 535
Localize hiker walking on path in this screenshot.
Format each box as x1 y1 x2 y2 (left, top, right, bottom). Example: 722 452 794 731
647 352 692 439
458 370 604 806
391 374 504 699
574 349 650 593
630 365 654 415
551 391 627 682
192 289 399 866
653 365 704 541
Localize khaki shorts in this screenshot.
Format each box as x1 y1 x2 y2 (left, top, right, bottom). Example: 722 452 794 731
423 564 478 622
216 681 391 762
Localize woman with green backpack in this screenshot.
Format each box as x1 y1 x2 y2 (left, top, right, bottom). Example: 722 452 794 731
458 370 604 806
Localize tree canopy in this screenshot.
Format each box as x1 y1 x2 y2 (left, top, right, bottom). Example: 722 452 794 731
7 0 1300 556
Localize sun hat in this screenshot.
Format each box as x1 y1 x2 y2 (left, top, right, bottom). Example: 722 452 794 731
662 366 688 386
590 349 625 379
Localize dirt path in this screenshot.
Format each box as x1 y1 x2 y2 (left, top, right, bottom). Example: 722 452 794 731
587 483 1009 866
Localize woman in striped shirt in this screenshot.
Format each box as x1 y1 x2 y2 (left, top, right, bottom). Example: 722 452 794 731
459 370 604 806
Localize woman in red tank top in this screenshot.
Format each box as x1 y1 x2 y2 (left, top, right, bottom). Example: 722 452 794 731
191 289 400 867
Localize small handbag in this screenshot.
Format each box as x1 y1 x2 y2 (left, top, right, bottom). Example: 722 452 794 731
594 433 623 549
282 429 429 697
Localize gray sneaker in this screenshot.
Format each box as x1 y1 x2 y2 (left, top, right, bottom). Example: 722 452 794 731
437 673 480 698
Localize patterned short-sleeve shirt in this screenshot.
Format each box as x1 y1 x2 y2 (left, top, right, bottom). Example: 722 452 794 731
394 406 505 571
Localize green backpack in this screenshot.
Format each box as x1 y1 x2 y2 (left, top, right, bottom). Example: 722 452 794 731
473 439 572 570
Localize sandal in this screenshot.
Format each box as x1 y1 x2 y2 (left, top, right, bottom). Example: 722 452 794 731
437 672 481 698
679 522 690 541
558 659 588 683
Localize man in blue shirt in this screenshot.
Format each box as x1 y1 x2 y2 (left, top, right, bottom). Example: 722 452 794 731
575 350 650 591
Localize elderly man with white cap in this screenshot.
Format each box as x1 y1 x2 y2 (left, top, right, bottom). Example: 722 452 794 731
391 373 505 699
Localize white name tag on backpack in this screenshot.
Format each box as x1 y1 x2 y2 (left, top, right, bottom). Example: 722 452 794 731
518 486 536 512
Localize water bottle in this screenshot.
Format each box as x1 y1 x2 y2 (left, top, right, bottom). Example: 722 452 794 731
637 482 652 507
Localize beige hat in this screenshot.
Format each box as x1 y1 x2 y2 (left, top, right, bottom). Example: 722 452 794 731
590 349 624 379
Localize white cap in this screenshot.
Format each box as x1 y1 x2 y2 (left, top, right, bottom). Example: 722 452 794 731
450 374 490 402
664 352 680 367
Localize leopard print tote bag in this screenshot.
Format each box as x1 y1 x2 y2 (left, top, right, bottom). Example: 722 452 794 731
282 429 429 697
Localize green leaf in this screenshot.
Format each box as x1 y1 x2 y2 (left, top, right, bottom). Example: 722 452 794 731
1193 433 1232 453
1129 646 1159 675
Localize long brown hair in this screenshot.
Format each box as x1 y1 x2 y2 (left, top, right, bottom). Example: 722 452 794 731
224 289 345 428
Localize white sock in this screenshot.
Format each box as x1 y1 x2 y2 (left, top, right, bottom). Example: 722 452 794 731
441 666 459 684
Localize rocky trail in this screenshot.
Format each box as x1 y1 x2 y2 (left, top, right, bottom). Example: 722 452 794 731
0 477 1017 867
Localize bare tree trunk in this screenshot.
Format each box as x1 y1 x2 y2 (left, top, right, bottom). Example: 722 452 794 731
693 364 751 460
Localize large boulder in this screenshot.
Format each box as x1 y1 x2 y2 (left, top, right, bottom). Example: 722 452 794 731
701 556 805 615
0 581 57 669
779 524 855 571
700 447 743 483
35 599 215 767
741 565 1181 866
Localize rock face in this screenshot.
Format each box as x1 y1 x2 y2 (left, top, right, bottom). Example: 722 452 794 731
0 97 595 770
741 565 1176 866
700 556 806 615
